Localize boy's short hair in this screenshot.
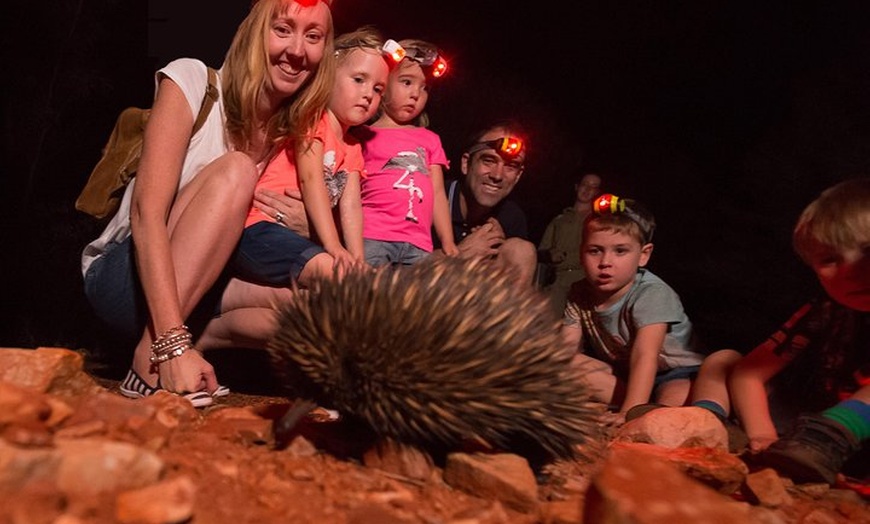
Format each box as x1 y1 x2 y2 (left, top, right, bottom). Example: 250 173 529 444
583 196 656 246
793 177 870 263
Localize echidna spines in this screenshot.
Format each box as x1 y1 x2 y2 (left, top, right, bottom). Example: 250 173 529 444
268 256 602 460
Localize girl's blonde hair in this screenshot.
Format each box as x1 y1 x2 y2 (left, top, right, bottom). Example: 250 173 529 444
793 178 870 263
334 26 385 64
222 0 335 152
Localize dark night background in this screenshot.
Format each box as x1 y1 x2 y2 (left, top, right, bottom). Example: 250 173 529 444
2 1 870 371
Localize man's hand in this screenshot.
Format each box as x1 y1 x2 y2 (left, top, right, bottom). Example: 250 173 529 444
457 218 505 259
253 188 310 237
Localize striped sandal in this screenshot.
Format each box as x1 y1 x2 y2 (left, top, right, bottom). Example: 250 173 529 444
119 368 225 408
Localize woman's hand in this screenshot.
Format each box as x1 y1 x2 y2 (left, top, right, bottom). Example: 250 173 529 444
254 188 310 237
157 349 218 394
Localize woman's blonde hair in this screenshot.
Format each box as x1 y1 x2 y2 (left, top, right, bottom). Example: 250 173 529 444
793 178 870 263
222 0 335 152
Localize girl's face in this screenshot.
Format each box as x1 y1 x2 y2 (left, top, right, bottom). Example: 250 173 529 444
380 61 429 125
266 1 330 100
806 241 870 311
330 48 388 127
581 227 652 304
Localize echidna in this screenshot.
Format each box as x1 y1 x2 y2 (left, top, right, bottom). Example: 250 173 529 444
267 256 602 461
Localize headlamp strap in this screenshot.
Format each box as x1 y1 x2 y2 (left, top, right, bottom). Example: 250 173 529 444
592 194 655 243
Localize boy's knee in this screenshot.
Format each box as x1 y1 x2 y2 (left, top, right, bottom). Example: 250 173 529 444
498 238 536 283
656 378 692 406
299 253 334 285
701 349 743 374
500 237 535 261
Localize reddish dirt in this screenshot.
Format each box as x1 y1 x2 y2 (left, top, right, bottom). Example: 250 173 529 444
2 378 868 524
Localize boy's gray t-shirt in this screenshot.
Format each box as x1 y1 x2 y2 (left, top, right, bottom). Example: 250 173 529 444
566 268 704 370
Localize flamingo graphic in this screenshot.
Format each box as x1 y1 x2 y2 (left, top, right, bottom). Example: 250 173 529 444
383 147 429 223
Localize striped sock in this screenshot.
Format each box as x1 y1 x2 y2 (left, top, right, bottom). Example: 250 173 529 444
822 399 870 441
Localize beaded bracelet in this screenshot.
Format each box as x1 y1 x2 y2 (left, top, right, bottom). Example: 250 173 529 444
150 337 192 364
154 324 189 341
151 331 192 352
149 324 194 365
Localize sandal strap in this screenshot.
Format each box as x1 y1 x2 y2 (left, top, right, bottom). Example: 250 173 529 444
120 368 160 397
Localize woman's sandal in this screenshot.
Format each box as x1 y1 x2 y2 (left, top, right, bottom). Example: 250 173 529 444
119 368 229 408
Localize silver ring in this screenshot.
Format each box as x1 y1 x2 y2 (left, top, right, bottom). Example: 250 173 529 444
275 211 286 224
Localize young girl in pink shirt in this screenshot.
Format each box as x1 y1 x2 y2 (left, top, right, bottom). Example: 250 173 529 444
355 39 458 266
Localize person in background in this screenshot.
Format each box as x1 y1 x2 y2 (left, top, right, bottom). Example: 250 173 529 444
81 0 335 407
355 38 458 267
539 172 602 314
436 120 536 287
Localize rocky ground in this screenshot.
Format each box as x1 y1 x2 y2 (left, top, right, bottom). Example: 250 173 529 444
1 347 868 524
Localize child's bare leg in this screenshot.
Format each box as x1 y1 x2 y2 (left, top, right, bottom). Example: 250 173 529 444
655 378 692 406
571 353 624 406
690 349 743 414
198 278 295 351
297 253 336 288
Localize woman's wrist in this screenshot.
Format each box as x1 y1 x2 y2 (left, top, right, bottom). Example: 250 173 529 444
149 324 194 365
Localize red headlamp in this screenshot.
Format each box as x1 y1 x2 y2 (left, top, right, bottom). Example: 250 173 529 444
593 194 625 215
382 39 449 79
430 56 448 78
592 193 655 243
292 0 331 6
466 136 525 162
495 136 523 158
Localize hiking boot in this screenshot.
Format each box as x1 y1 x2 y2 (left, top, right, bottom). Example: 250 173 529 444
753 413 861 485
720 417 749 454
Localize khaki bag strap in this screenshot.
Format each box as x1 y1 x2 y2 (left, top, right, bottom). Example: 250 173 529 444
192 67 219 134
566 300 631 365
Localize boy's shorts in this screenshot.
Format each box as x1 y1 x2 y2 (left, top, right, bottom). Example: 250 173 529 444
233 221 325 287
654 365 701 387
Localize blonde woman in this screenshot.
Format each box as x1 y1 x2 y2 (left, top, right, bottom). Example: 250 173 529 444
82 0 335 406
